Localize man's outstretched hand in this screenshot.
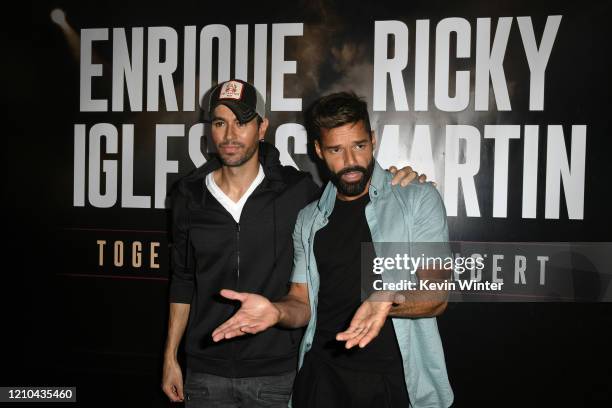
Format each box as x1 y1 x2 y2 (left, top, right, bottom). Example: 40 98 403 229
212 289 280 342
336 300 393 349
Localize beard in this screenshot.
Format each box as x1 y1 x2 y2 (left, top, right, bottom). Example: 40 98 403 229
217 141 259 167
329 159 375 196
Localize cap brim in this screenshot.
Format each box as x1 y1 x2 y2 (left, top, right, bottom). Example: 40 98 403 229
212 101 257 124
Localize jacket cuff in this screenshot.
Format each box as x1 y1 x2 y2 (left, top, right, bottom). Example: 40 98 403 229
169 280 194 304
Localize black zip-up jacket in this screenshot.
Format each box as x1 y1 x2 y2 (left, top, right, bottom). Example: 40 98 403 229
169 142 320 377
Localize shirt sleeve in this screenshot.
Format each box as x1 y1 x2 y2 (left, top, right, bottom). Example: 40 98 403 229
410 184 451 266
412 183 450 243
168 188 195 304
290 209 308 284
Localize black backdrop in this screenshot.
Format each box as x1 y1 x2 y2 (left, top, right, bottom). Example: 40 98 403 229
18 0 612 406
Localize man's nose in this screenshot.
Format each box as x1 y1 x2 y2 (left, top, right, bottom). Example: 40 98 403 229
343 149 358 167
224 123 238 141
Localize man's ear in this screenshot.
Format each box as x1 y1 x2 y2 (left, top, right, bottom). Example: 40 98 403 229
371 131 377 150
314 140 323 160
258 118 269 140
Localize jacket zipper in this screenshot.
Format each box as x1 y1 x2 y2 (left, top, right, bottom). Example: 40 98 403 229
229 222 241 378
236 222 241 290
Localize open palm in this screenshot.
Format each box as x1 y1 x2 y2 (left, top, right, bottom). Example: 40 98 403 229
211 289 280 342
336 300 392 349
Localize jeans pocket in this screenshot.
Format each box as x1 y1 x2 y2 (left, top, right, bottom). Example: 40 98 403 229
184 386 209 402
257 387 292 402
257 372 295 403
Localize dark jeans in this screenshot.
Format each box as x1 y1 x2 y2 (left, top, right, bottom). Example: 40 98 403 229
184 368 296 408
293 351 410 408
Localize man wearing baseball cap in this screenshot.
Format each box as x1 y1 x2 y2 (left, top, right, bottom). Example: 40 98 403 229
162 79 426 407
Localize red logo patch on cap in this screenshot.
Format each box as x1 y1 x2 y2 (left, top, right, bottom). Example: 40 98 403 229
219 81 244 100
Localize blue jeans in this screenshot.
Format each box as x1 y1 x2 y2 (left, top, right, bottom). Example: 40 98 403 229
184 368 296 408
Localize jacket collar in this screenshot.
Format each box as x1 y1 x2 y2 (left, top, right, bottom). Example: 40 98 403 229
257 141 286 190
316 160 388 217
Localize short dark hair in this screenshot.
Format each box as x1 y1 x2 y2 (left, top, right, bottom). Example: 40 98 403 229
307 91 372 142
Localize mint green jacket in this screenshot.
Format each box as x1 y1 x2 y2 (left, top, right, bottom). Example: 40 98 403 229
290 162 454 408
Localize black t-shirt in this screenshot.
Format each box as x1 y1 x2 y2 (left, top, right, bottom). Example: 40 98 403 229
311 194 404 373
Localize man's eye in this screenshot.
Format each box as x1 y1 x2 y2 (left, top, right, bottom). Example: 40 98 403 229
355 144 366 150
329 148 341 153
213 121 224 128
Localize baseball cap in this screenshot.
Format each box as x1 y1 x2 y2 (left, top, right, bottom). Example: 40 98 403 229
207 79 266 124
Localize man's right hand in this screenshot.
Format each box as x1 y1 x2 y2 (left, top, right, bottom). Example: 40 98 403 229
162 356 184 402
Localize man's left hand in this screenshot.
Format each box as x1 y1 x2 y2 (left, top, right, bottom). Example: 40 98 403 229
336 300 393 349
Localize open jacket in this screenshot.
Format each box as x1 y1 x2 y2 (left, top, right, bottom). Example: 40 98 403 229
290 161 454 408
169 142 320 377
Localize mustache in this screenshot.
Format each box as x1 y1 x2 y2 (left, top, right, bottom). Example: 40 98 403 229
336 166 368 178
218 141 245 148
